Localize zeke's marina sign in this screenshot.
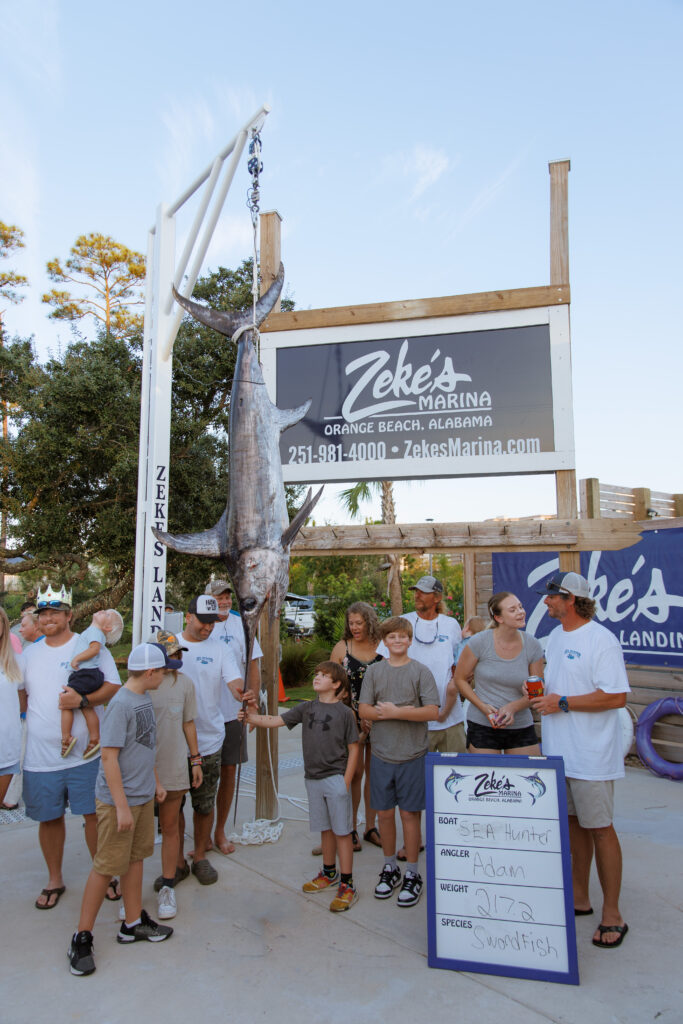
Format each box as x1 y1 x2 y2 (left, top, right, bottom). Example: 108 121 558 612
260 306 574 483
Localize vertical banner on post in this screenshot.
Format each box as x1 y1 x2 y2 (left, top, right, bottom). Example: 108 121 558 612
426 753 579 985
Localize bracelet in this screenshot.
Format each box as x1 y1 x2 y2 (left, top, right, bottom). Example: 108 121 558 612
190 755 202 766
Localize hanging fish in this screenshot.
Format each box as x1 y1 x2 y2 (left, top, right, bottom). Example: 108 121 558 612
521 771 546 805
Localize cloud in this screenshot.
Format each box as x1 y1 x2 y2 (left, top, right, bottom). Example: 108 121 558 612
406 144 450 201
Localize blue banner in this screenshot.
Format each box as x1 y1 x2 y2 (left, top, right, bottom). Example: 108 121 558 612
492 527 683 667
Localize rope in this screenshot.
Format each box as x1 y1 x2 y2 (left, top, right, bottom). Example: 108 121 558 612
246 128 262 356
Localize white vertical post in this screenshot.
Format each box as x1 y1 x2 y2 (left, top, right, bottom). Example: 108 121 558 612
133 204 175 644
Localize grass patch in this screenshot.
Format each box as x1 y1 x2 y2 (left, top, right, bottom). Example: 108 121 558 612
280 683 315 703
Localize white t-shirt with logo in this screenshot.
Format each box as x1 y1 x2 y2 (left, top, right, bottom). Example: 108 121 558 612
0 666 24 769
20 635 121 772
378 611 463 730
542 620 630 780
179 633 240 755
212 612 263 721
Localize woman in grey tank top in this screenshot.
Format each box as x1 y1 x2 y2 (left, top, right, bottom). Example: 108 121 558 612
454 592 544 755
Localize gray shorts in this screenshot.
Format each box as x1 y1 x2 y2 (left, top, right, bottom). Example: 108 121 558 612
305 775 353 836
221 719 248 766
370 753 426 812
565 777 615 828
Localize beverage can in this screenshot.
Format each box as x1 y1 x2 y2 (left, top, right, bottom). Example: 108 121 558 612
526 675 544 698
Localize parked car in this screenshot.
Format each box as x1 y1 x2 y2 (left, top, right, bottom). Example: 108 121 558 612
283 594 316 638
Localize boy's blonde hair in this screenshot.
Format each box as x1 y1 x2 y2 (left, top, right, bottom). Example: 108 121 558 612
379 616 413 640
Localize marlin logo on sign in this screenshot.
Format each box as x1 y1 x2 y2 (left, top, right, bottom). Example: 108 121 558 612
444 769 467 802
520 772 547 805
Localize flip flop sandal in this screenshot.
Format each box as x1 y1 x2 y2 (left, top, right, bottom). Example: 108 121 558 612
105 878 121 901
574 907 594 916
397 845 425 861
352 830 362 852
35 886 66 910
592 923 628 948
363 827 382 847
61 736 76 758
1 802 19 811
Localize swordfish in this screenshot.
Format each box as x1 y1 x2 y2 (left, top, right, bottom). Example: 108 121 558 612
152 263 323 688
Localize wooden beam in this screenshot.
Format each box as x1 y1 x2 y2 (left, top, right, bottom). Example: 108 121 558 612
632 487 651 522
463 552 476 621
260 211 282 306
291 517 643 556
262 284 569 332
580 477 601 519
549 159 570 286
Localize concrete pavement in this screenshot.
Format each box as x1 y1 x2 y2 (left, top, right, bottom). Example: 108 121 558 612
0 721 681 1024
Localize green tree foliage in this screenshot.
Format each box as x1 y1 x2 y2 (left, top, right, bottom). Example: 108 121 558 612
42 233 146 336
2 255 304 617
0 221 29 313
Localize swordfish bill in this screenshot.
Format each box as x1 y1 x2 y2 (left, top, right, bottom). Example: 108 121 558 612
152 265 323 810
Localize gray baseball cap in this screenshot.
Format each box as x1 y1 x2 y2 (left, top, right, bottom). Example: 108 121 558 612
205 579 232 596
409 575 443 595
536 572 591 598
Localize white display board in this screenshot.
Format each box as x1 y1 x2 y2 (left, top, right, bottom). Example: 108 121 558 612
426 753 579 985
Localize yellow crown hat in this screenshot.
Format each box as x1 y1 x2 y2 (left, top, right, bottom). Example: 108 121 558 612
36 583 72 608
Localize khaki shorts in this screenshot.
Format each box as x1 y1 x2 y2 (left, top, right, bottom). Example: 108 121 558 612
428 722 467 754
565 778 615 829
93 798 155 877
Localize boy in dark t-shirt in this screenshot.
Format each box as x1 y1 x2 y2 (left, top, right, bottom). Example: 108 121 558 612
242 661 359 911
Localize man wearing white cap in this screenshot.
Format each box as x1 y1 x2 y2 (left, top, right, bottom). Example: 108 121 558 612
204 580 262 855
530 572 630 950
19 585 122 909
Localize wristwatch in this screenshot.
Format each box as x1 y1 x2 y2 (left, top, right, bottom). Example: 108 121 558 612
79 695 90 709
558 696 570 713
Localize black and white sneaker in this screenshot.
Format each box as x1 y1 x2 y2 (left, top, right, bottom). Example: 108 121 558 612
397 870 423 907
68 930 95 975
117 908 173 943
374 864 402 899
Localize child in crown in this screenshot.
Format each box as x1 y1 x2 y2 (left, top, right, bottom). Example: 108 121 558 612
61 608 124 759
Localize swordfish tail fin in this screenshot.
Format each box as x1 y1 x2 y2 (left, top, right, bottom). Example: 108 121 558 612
280 486 324 549
172 263 284 339
152 510 226 559
274 399 311 433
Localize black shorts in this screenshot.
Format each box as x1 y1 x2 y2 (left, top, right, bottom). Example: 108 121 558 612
67 668 105 696
466 720 539 751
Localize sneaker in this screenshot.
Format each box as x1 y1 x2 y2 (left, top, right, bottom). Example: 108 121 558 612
374 864 402 899
68 930 95 976
154 861 190 893
329 882 359 913
157 885 177 920
397 870 423 907
302 870 339 893
117 908 173 943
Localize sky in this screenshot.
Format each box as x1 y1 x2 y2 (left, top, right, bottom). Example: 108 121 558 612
1 0 681 527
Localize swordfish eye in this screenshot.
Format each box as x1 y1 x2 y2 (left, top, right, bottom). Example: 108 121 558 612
241 598 258 612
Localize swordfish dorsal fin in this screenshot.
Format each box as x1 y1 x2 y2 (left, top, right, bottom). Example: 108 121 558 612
281 486 324 550
172 263 285 339
273 399 311 433
152 510 226 559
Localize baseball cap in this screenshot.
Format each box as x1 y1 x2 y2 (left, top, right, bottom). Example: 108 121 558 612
536 572 591 598
149 630 188 670
188 594 220 623
409 575 444 595
205 579 232 596
127 643 167 671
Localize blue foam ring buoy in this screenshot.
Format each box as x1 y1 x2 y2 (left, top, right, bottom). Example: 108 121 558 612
635 697 683 781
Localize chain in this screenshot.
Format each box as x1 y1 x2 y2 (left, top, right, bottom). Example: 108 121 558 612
246 129 263 335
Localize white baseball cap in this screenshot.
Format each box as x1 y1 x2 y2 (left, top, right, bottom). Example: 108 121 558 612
127 643 167 671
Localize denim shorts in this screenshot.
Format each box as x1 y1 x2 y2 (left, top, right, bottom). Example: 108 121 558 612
23 759 99 822
370 753 426 812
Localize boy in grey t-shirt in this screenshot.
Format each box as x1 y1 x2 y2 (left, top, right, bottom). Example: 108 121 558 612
358 616 439 909
68 644 174 977
242 662 359 913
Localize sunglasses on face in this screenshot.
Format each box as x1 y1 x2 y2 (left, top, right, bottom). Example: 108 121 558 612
37 601 67 609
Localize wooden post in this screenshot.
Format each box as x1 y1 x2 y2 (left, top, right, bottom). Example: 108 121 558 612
632 487 651 521
255 210 283 820
674 494 683 517
549 159 580 573
462 552 476 622
580 477 601 519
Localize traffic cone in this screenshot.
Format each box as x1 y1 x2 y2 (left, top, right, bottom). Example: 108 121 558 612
278 669 287 703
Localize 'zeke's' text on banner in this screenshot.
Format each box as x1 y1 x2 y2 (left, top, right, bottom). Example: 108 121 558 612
492 527 683 666
263 310 574 483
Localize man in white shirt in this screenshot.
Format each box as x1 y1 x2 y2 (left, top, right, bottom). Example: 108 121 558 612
178 595 243 885
205 580 262 855
20 589 120 909
530 572 630 950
